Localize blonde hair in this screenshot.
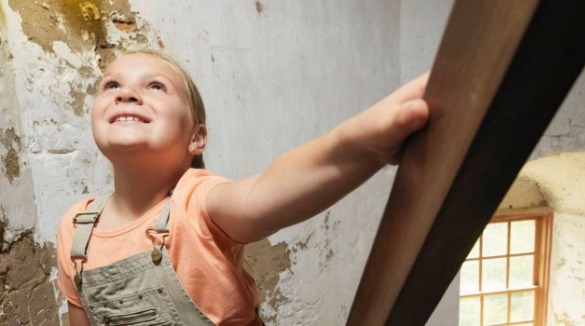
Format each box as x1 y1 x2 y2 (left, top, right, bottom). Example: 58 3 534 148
122 49 206 168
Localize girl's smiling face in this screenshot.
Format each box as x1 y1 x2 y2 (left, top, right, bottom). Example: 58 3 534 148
91 53 201 167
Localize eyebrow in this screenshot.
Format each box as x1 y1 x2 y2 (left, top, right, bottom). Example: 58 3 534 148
98 72 183 91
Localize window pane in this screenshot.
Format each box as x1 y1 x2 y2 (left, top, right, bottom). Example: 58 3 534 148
484 293 508 325
510 220 535 254
482 258 507 291
459 296 480 326
483 223 508 257
510 255 534 288
461 261 479 295
510 291 534 322
468 239 480 259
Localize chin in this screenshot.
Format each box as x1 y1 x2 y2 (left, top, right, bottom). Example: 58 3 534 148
96 141 148 159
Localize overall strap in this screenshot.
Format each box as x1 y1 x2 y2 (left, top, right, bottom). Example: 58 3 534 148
153 199 171 232
70 194 111 259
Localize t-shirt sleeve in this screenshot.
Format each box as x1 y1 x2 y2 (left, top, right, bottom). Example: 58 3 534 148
56 201 88 308
181 170 238 248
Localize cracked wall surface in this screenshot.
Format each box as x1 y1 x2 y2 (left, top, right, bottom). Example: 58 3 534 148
8 0 157 119
0 1 584 325
0 0 160 323
244 240 291 324
0 231 59 326
532 70 585 159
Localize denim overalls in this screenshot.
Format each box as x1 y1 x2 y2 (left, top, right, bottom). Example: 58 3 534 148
70 195 215 326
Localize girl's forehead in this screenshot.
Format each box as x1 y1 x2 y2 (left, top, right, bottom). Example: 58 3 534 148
105 53 183 81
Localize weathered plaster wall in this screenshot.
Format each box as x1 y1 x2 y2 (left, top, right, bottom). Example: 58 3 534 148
0 2 60 324
532 71 585 159
499 153 585 326
1 0 582 325
522 153 585 326
0 0 408 324
0 0 168 323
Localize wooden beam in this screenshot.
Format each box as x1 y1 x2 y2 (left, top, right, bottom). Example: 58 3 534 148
347 0 585 325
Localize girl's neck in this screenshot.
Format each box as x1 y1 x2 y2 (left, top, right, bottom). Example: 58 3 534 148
111 161 188 216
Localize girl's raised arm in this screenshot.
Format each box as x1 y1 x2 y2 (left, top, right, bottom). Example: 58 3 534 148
207 73 429 243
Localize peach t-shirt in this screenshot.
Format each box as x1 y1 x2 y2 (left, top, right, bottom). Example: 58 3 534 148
56 169 260 325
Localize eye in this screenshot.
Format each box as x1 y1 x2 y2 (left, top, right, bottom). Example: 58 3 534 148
149 80 167 92
101 78 120 90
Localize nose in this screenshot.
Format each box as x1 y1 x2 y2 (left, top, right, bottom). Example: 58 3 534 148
115 87 142 104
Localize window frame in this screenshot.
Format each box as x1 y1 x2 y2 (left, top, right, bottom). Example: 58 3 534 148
459 208 553 325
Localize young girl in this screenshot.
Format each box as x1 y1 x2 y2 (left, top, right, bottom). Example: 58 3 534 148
56 50 429 325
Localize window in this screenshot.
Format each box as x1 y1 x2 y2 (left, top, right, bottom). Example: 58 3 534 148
459 209 552 326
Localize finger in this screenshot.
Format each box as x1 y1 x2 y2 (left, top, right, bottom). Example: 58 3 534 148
385 99 429 165
389 71 431 103
394 99 430 135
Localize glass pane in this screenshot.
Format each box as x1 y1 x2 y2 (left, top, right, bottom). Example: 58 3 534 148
482 258 507 291
461 261 479 295
484 293 508 325
459 296 480 326
483 223 508 257
468 239 480 259
510 255 534 287
510 291 534 322
510 220 535 254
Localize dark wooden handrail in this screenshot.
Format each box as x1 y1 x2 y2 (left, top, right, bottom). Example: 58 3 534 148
347 1 585 325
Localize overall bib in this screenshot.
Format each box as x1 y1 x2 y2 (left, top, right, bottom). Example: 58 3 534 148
70 195 215 326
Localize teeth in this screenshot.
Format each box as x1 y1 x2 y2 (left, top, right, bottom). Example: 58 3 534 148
115 116 142 122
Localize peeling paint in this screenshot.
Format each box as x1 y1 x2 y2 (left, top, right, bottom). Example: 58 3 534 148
1 148 19 183
8 0 158 121
244 240 292 322
325 248 334 262
0 231 58 325
68 84 88 117
554 311 576 326
8 0 112 54
323 210 331 230
255 1 264 14
0 128 22 183
0 129 21 152
290 212 340 274
111 11 136 33
79 1 101 21
321 210 340 232
556 256 567 270
293 231 314 252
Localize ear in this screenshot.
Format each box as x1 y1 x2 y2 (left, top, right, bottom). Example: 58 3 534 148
188 124 207 155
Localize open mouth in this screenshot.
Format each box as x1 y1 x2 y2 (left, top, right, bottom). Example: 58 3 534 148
110 115 151 124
